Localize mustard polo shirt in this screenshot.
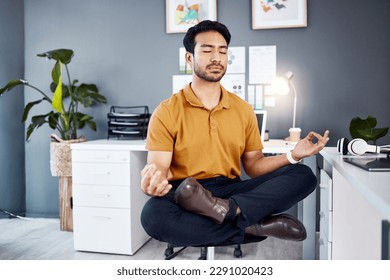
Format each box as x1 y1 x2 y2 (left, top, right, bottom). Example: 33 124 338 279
146 84 263 180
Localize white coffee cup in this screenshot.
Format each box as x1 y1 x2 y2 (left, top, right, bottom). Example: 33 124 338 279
289 127 301 142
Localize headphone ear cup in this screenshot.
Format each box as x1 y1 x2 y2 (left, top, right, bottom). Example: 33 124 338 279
348 138 367 156
337 138 349 155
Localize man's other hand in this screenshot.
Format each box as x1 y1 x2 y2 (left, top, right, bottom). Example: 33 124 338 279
141 163 172 197
291 130 330 161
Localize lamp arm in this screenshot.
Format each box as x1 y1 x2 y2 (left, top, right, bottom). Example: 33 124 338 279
289 80 297 129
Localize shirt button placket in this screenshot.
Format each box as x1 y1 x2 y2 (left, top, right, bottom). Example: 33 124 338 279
210 113 217 133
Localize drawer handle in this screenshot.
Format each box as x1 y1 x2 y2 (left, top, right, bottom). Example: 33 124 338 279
93 193 111 198
89 172 111 175
90 156 110 160
92 216 111 220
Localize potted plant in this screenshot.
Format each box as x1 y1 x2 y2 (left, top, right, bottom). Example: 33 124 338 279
0 48 107 174
0 48 107 231
0 48 107 141
349 115 388 145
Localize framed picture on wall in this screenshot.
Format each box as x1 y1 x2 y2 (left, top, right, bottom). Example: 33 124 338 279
252 0 307 30
166 0 217 33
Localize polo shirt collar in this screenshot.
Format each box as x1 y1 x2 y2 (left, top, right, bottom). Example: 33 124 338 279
183 83 231 109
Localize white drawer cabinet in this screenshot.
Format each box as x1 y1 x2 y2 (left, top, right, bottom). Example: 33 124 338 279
318 148 390 260
73 207 133 254
73 162 131 186
71 140 150 255
319 169 333 260
73 185 130 208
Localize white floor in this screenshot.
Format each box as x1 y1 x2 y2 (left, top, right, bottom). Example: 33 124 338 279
0 218 302 260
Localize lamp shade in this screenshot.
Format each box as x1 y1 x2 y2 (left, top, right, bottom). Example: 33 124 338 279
270 71 298 129
270 76 290 95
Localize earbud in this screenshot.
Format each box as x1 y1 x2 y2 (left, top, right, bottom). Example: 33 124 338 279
337 138 380 156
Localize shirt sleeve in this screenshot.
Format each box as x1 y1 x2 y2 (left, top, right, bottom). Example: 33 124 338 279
145 104 175 152
244 110 263 152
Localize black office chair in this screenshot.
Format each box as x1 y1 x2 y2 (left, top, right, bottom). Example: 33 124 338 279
164 243 243 260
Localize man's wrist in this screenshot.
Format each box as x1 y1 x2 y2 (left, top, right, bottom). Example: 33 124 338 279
286 150 302 164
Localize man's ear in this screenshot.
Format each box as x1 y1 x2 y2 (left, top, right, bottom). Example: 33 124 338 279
185 52 193 65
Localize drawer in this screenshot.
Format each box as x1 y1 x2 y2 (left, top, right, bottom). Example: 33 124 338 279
73 207 134 255
72 150 130 163
73 185 130 208
319 237 332 260
72 162 130 186
320 211 333 242
320 169 333 211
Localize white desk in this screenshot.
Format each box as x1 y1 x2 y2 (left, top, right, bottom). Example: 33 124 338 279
71 139 317 258
262 139 296 154
319 147 390 259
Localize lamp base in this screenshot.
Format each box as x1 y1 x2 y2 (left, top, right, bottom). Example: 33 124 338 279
288 127 302 142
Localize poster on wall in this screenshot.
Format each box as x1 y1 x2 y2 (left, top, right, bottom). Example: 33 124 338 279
252 0 307 30
247 84 264 109
248 45 276 84
226 47 246 74
166 0 217 33
221 74 246 100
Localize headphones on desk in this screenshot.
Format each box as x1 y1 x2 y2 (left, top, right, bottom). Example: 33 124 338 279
337 138 381 156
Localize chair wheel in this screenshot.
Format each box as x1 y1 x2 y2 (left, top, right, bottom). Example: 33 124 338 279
165 247 174 257
234 248 242 258
198 247 207 260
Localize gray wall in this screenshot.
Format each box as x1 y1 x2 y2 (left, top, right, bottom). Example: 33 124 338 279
3 0 389 217
0 0 25 217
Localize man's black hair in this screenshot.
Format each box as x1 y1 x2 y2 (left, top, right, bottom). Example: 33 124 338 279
183 20 231 54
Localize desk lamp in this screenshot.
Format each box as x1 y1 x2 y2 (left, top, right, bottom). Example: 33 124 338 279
271 71 301 142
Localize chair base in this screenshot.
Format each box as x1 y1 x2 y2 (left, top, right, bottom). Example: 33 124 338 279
164 244 242 260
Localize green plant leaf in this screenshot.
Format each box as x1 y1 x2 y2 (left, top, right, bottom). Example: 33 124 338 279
48 112 59 129
86 120 97 131
22 98 46 122
52 61 63 113
356 127 389 142
79 114 93 122
51 60 61 84
37 49 74 64
26 114 50 141
349 115 389 144
74 83 107 107
50 82 70 99
0 79 28 95
349 116 377 139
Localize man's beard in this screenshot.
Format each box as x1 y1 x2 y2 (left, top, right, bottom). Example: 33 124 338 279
193 63 226 82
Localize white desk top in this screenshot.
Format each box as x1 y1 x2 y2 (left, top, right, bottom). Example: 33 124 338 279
320 147 390 220
71 139 147 151
71 139 295 153
262 139 296 154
